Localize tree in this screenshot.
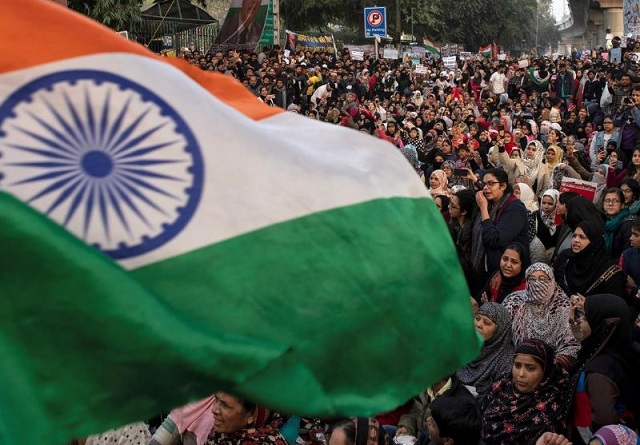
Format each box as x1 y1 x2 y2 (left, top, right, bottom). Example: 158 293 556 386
280 0 558 53
68 0 144 30
68 0 209 32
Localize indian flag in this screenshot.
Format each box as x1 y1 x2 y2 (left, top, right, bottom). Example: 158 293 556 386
0 2 481 445
422 37 441 55
479 44 492 57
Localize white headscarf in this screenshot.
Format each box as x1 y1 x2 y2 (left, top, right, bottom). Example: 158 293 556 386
517 182 538 212
540 189 559 235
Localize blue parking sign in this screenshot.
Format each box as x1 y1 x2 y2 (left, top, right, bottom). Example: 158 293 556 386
364 7 386 38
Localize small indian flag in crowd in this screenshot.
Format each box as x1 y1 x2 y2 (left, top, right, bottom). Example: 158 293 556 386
0 2 481 445
422 37 441 55
479 44 492 57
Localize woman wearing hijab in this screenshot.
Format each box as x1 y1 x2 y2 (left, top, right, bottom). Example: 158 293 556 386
514 182 539 242
556 220 624 298
428 169 451 198
479 242 530 305
207 393 287 445
569 295 640 443
522 140 551 196
589 425 639 445
472 169 529 282
553 196 604 270
503 263 579 370
456 303 513 397
481 339 572 445
537 189 560 259
399 144 425 183
328 418 388 445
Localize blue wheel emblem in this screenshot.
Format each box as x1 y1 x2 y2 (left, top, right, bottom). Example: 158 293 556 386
0 70 203 260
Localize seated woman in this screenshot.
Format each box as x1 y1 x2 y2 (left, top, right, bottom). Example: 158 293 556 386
429 169 451 198
456 303 513 397
570 295 639 444
536 189 560 261
448 190 481 295
329 418 388 445
207 393 287 445
472 168 529 283
503 263 579 369
479 242 530 304
555 221 624 298
602 187 636 260
620 178 640 215
481 339 571 445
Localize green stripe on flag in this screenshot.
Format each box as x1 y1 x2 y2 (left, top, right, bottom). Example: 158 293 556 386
0 191 481 444
133 197 481 413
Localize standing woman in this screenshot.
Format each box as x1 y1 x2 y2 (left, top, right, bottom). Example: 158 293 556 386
472 169 529 283
556 221 624 298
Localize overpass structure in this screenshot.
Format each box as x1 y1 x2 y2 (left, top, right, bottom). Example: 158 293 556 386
557 0 623 54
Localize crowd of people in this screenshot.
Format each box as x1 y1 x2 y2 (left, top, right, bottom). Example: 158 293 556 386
87 41 640 445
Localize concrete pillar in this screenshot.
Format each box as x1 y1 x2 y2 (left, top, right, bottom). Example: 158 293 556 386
604 7 624 39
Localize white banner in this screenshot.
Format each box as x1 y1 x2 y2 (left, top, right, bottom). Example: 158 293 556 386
415 64 427 74
351 50 364 61
383 48 399 59
442 56 456 69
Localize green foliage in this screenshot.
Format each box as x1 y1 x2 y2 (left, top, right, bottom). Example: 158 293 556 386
280 0 559 53
67 0 209 32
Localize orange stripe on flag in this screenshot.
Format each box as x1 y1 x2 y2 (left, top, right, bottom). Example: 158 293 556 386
0 0 281 121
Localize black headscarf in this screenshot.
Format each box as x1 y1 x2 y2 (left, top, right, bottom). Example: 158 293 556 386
565 197 604 231
565 220 614 296
571 295 639 411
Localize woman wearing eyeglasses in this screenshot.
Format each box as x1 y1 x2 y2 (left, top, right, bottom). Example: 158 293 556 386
503 263 579 370
601 187 635 260
471 168 529 283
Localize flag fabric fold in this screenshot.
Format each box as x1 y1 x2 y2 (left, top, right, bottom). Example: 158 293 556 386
422 38 441 55
479 44 492 57
0 2 482 445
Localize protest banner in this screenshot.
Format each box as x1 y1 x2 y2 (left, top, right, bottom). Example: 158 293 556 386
284 30 336 54
560 177 597 202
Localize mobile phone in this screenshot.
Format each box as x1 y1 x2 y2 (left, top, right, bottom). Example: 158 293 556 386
454 168 468 177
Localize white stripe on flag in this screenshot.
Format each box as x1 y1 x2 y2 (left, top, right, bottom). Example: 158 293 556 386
0 54 428 270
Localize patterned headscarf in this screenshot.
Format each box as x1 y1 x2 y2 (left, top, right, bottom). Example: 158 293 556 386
522 140 545 182
481 339 571 445
503 263 579 362
429 169 451 197
456 303 514 395
400 144 420 169
514 338 555 380
540 189 559 236
545 144 564 171
591 425 639 445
